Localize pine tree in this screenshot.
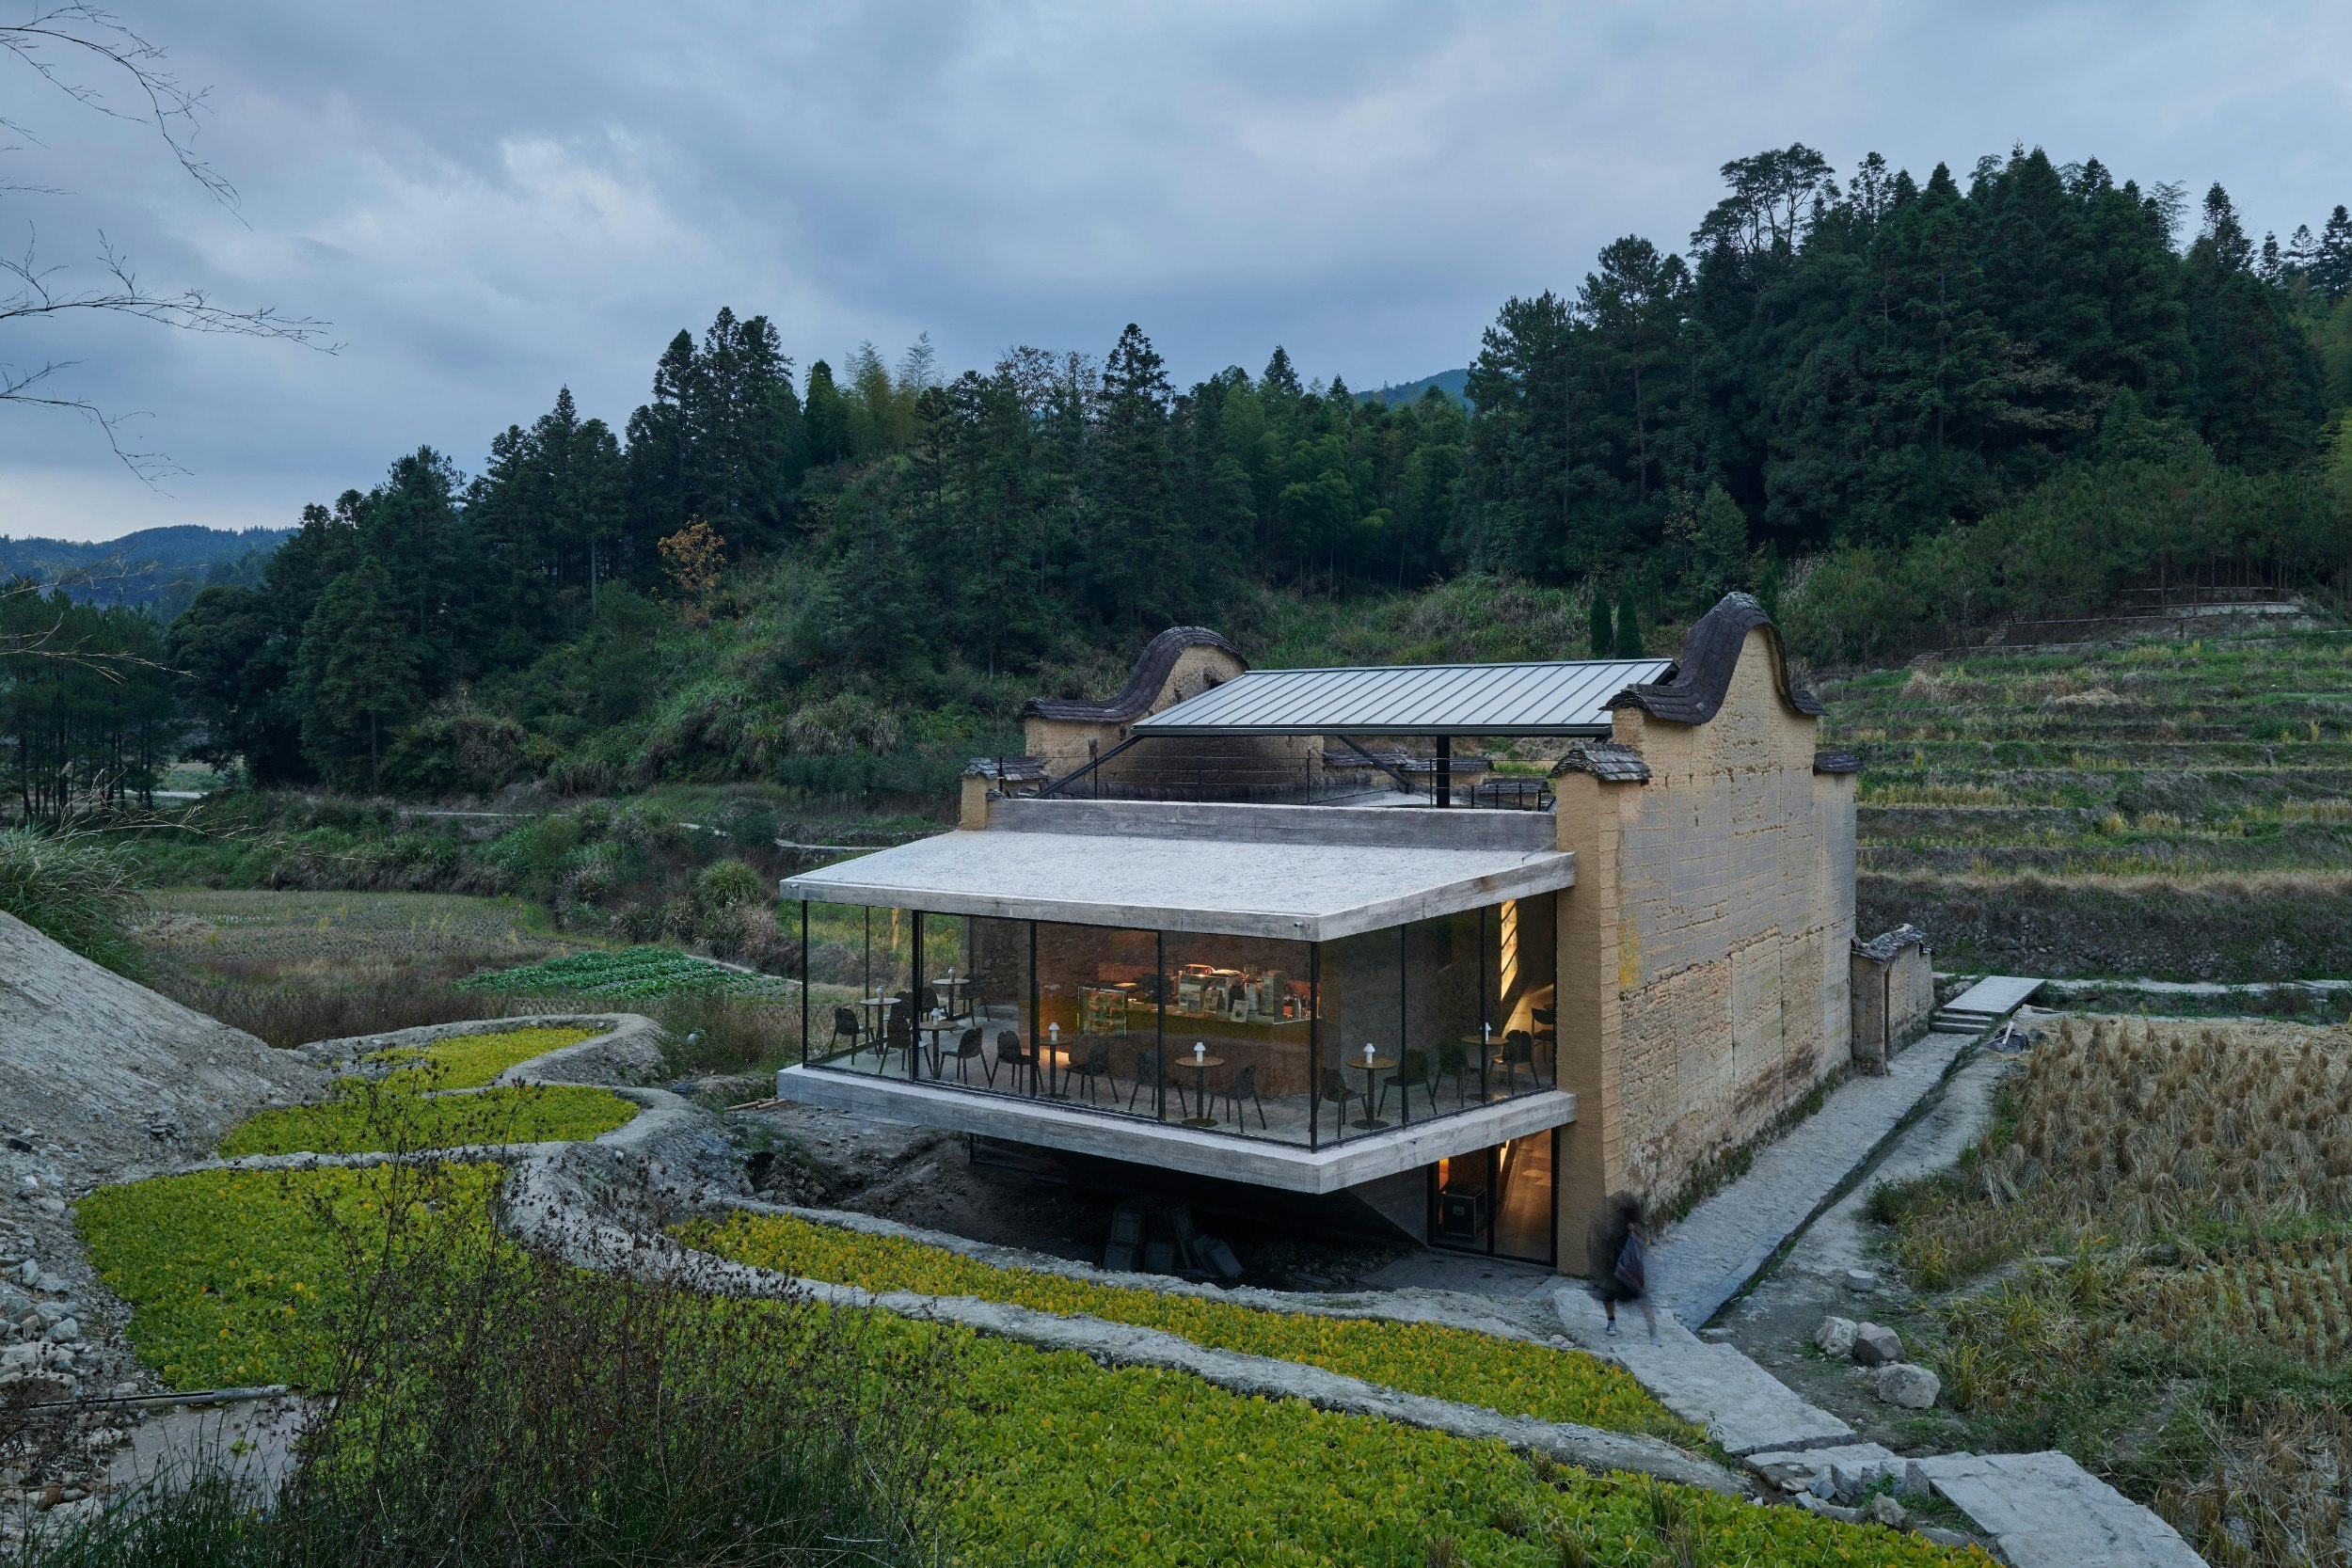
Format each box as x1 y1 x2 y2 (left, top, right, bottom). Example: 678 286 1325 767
1613 590 1645 657
803 359 848 466
1089 324 1182 625
2312 206 2352 302
1587 586 1614 657
295 556 420 793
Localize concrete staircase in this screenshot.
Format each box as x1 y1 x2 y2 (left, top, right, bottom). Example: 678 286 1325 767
1931 974 2044 1036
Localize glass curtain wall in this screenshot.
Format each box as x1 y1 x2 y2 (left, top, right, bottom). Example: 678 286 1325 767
1159 932 1315 1141
1486 895 1558 1093
794 894 1552 1148
802 903 914 1071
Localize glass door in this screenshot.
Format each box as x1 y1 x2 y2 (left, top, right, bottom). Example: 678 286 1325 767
1427 1131 1556 1265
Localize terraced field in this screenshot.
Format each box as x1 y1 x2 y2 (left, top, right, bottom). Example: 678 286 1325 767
1819 626 2352 983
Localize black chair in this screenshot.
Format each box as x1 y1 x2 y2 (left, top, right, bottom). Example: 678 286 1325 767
946 1026 984 1083
1216 1063 1267 1130
1376 1048 1436 1119
828 1006 864 1060
1124 1048 1189 1118
1437 1038 1475 1106
1068 1042 1114 1104
877 1014 916 1072
983 1029 1031 1089
1313 1069 1356 1135
1496 1029 1535 1095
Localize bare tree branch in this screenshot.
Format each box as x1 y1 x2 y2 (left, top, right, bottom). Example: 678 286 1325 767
0 9 336 480
0 3 235 209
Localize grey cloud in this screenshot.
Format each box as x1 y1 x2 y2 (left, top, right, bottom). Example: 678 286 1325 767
3 0 2346 540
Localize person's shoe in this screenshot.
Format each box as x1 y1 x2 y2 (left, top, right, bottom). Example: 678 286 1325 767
1605 1319 1618 1337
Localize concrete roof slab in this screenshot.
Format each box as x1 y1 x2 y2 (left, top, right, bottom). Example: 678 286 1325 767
780 827 1574 941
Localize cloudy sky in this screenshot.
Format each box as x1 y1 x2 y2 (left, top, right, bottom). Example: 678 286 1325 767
4 0 2347 543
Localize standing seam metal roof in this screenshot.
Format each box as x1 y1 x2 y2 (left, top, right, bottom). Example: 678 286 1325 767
1130 657 1675 736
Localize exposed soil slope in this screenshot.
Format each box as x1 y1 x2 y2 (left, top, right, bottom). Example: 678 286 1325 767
0 911 324 1187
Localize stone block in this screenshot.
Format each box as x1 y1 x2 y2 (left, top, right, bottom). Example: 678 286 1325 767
1814 1315 1858 1356
1851 1322 1902 1366
1876 1363 1940 1409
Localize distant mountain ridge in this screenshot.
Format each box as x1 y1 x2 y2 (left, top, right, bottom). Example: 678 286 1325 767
1359 368 1470 408
0 524 293 610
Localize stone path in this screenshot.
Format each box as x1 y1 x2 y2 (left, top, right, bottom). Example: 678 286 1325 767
1649 1029 1977 1326
1911 1451 2205 1568
1550 1285 1852 1456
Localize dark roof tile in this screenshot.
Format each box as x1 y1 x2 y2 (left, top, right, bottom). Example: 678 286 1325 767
1551 740 1652 784
1608 592 1826 726
1020 626 1240 723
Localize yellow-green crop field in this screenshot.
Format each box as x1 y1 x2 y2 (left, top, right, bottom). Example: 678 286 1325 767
217 1083 635 1156
76 1163 502 1388
364 1023 602 1087
685 1209 1706 1447
72 1019 1987 1565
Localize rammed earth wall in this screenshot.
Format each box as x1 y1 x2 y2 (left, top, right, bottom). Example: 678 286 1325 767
1554 626 1858 1269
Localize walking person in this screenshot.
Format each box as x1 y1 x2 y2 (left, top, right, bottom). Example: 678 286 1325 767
1587 1191 1658 1344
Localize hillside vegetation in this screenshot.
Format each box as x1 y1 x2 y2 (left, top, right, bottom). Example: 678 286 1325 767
10 143 2347 817
1827 626 2352 981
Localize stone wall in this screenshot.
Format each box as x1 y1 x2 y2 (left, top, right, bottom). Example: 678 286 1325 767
1552 625 1857 1268
1851 934 1935 1063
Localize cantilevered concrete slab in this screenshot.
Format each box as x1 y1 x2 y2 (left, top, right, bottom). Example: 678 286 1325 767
780 804 1572 941
775 1065 1574 1193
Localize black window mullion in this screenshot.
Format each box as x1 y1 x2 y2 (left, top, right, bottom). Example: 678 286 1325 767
1309 942 1322 1149
909 911 924 1082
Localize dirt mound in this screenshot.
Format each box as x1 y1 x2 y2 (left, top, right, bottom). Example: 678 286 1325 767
0 911 324 1190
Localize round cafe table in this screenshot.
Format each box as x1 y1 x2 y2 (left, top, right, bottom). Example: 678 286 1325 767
916 1020 962 1077
1349 1053 1396 1131
1180 1052 1225 1127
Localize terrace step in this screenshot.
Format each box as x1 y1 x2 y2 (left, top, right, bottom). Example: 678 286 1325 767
1910 1450 2206 1568
1930 976 2043 1035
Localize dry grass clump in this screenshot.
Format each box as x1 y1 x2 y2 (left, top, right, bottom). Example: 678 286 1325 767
1880 1014 2352 1563
2164 1400 2352 1568
2121 1237 2352 1368
1893 1018 2352 1284
2001 1017 2352 1233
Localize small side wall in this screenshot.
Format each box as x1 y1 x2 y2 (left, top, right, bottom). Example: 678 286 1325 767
1553 626 1857 1269
1851 937 1936 1064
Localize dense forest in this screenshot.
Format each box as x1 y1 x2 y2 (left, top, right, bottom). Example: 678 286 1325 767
6 143 2350 810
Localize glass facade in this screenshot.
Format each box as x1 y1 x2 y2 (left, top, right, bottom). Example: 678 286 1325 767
1431 1131 1558 1265
797 893 1557 1152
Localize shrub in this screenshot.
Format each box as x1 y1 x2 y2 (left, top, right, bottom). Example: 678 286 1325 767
58 1162 947 1568
692 856 766 910
0 825 145 973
